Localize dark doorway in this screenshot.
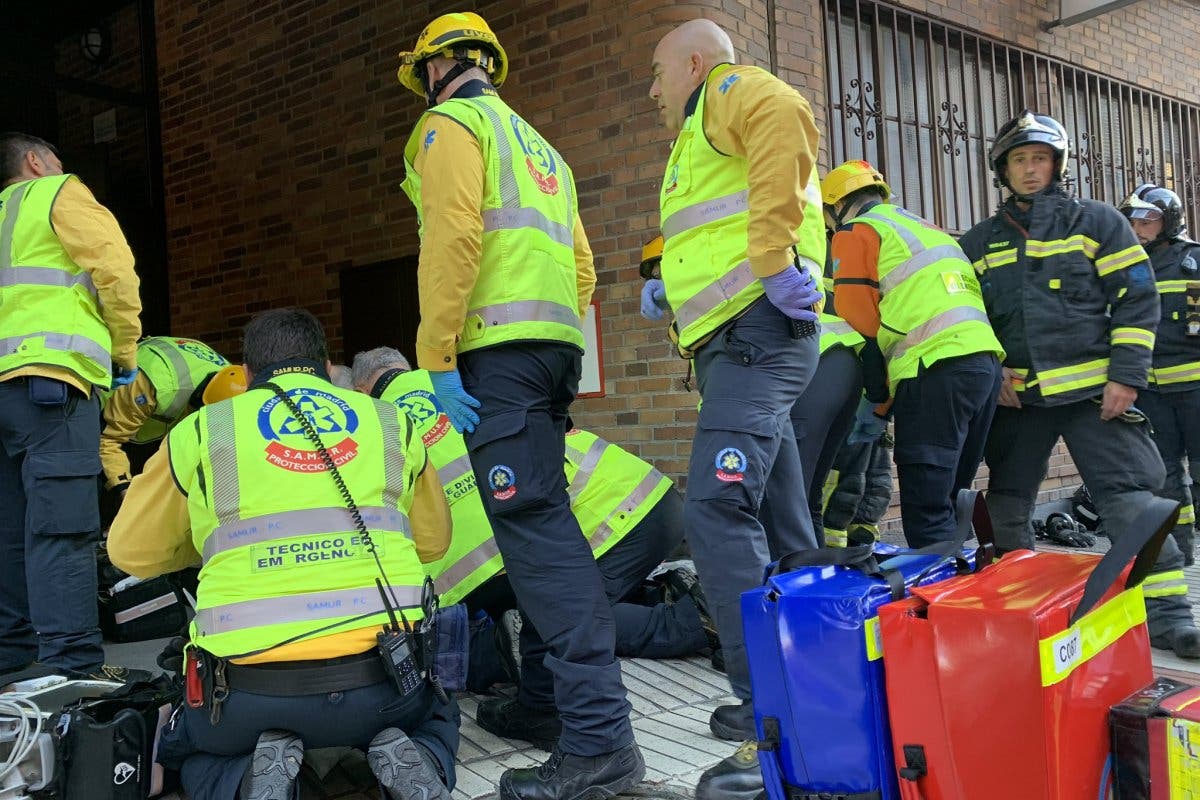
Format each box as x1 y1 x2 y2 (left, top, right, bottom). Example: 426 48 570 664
339 257 421 367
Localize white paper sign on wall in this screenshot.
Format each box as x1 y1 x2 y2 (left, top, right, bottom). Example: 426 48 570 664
578 301 605 398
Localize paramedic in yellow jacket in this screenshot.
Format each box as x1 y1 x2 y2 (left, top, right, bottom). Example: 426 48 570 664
397 12 642 798
0 132 142 678
645 20 825 761
108 309 459 800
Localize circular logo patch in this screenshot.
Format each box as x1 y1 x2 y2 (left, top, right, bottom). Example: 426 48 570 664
715 447 747 483
175 339 227 366
488 465 517 500
396 389 450 447
257 388 360 473
510 114 560 195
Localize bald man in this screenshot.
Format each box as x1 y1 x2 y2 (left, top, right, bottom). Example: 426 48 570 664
645 19 827 800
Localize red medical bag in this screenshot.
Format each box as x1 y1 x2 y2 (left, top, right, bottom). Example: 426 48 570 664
1110 677 1200 798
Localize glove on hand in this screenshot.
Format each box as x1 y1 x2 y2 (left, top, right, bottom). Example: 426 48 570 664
760 267 821 321
111 365 139 388
640 279 670 321
429 369 482 434
847 397 888 445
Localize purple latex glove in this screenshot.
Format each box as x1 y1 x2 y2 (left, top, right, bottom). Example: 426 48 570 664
640 279 669 321
760 266 822 322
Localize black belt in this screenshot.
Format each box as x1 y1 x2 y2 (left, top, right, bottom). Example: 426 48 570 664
225 650 388 696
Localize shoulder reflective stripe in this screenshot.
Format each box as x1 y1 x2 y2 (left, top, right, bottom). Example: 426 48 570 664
378 409 407 510
1024 235 1100 259
145 340 195 422
437 452 474 484
674 259 758 333
1111 326 1156 349
0 182 31 269
567 437 608 502
879 244 972 296
1151 361 1200 385
482 208 573 249
193 584 424 637
0 332 112 372
202 506 412 562
1036 358 1110 395
885 306 990 362
1095 244 1146 277
1037 586 1144 687
204 405 240 526
471 101 520 209
0 266 98 298
859 210 922 252
1158 279 1191 294
661 190 749 242
864 616 883 661
1179 504 1196 525
434 537 501 595
465 299 581 332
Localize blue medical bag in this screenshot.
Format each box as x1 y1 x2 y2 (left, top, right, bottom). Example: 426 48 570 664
743 496 991 800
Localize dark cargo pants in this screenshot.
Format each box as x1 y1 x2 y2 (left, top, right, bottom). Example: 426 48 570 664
1138 388 1200 565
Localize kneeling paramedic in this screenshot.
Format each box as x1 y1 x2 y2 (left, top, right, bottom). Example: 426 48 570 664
108 308 460 800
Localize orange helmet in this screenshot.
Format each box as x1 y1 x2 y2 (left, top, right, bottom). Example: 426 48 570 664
201 366 247 405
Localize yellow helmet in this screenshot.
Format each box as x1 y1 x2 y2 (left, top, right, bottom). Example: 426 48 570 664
639 235 664 279
397 12 508 98
821 160 891 206
201 366 247 405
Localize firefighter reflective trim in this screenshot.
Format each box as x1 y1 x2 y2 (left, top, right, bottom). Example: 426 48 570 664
1037 586 1145 687
972 248 1018 274
1150 361 1200 385
482 208 573 249
379 410 407 509
193 584 424 637
1024 235 1100 260
464 299 582 332
587 468 667 552
0 266 98 298
202 506 412 562
145 341 195 423
434 537 501 595
885 306 990 362
825 527 848 548
879 244 972 296
1111 326 1156 350
1157 279 1192 294
1143 570 1189 598
567 436 608 502
864 615 883 661
1036 358 1110 396
1180 504 1196 526
661 189 749 243
0 332 112 374
1007 367 1039 393
205 405 241 526
1095 244 1147 277
673 259 758 334
439 452 474 483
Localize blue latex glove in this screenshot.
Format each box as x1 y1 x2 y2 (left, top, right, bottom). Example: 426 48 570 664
429 369 481 434
760 266 822 322
640 279 669 321
111 365 139 388
846 397 888 445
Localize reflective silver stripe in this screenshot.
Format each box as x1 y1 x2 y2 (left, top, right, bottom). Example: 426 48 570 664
879 245 973 296
194 584 424 636
437 452 474 483
379 410 407 510
202 506 412 562
434 538 502 596
1038 361 1110 392
886 306 990 362
0 332 112 373
661 190 749 242
144 339 195 423
588 469 666 552
474 101 520 210
860 210 922 251
205 405 240 526
674 259 758 333
0 266 98 298
483 208 573 249
567 437 608 502
465 299 582 332
113 591 179 625
822 319 855 336
0 182 31 268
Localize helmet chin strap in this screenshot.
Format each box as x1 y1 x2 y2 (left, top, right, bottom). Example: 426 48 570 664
423 60 473 107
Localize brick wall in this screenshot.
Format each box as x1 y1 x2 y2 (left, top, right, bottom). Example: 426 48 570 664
154 0 1196 512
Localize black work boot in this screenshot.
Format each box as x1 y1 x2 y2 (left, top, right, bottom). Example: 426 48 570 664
696 741 763 800
240 730 304 800
477 697 562 751
1151 624 1200 659
368 727 451 800
709 699 755 741
499 743 645 800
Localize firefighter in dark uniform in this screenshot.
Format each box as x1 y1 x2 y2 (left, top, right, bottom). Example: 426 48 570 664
959 110 1200 659
1120 184 1200 568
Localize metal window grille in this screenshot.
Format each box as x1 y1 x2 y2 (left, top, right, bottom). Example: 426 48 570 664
824 0 1200 234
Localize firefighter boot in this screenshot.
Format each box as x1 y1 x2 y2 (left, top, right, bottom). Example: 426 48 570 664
696 742 763 800
368 727 450 800
709 699 755 741
240 730 304 800
1151 624 1200 659
477 697 562 751
498 743 645 800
